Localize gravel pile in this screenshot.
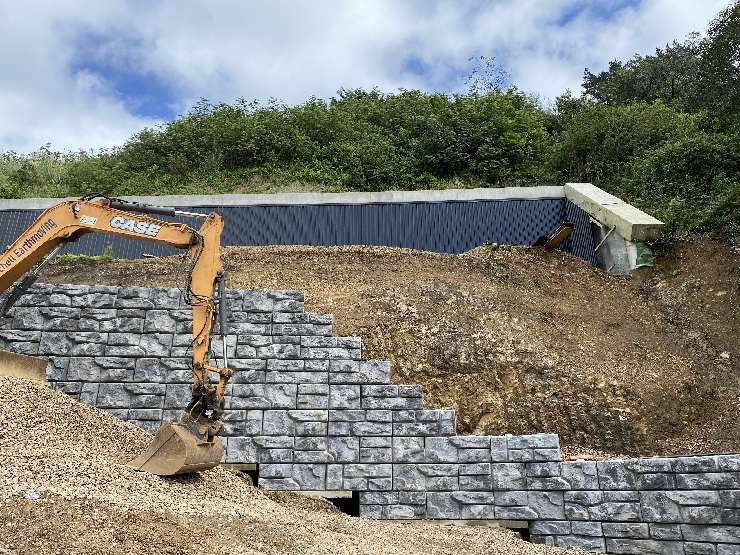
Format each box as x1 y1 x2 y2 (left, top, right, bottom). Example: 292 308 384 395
0 376 571 554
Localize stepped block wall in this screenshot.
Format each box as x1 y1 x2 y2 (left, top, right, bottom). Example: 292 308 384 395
1 284 739 554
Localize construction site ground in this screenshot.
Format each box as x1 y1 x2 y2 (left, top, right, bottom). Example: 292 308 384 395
3 233 737 554
1 376 567 555
41 233 739 458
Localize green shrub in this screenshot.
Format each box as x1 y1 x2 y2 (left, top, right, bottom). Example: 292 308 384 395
619 132 740 233
2 83 738 237
54 244 114 266
549 101 701 183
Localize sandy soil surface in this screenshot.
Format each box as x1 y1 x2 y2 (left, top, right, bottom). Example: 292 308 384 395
41 235 739 457
0 376 568 555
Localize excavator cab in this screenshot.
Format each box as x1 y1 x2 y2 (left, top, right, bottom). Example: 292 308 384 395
0 194 233 477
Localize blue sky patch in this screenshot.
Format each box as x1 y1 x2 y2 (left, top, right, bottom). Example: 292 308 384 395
70 30 178 120
403 56 428 77
557 0 643 26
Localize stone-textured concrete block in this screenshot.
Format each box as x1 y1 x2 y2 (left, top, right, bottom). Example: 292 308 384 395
530 520 571 535
562 461 599 490
262 410 296 436
393 437 425 463
527 477 572 490
427 476 459 491
225 437 257 462
426 492 460 519
507 433 559 450
459 474 491 491
163 383 190 409
490 436 508 462
678 473 740 490
329 385 361 409
571 521 603 537
458 448 489 463
641 491 723 523
352 422 392 436
649 523 683 541
491 462 526 490
681 525 740 543
344 464 392 478
556 535 607 552
327 437 359 463
527 462 562 477
528 491 565 519
717 455 740 472
144 310 177 333
605 538 685 554
684 542 719 555
393 464 426 491
598 460 637 490
293 464 325 490
460 463 490 476
602 522 650 539
591 502 642 522
494 490 528 507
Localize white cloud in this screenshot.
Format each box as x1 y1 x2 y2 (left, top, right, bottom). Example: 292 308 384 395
0 0 729 152
0 2 159 153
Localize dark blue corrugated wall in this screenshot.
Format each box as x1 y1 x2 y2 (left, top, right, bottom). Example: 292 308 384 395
0 198 596 264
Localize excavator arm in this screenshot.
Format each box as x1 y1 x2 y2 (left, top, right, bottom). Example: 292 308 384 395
0 194 233 476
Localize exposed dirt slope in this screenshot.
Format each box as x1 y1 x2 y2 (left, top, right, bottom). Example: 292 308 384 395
41 235 739 457
0 376 563 555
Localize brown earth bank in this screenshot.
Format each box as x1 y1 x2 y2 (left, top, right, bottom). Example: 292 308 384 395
0 376 567 555
40 234 739 458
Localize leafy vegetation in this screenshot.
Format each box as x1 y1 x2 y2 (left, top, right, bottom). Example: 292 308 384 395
53 245 114 266
2 2 738 236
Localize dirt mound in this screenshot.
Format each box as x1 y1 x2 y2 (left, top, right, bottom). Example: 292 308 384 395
41 236 739 457
0 376 563 555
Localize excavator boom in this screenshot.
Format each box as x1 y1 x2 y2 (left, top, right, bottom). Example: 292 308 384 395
0 194 232 476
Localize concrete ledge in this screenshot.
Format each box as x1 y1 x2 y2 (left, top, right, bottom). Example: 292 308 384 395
564 183 663 242
297 491 354 499
0 186 564 210
223 463 257 472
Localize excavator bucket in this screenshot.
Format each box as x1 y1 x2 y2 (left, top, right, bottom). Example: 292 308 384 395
0 350 48 384
128 422 224 476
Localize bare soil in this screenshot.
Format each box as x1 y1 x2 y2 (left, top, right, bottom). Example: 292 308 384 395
0 376 566 555
41 234 739 457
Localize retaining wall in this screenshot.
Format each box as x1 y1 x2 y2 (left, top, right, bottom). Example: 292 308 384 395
0 186 597 262
1 284 738 554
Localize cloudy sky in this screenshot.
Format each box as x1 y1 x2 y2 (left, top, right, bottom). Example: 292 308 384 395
0 0 728 153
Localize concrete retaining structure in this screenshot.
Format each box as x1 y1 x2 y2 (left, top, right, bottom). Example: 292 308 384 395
1 283 738 554
0 184 664 274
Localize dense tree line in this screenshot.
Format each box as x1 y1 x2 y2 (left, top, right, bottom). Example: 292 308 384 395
1 1 738 235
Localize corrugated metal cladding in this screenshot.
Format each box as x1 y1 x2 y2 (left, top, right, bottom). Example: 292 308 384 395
0 198 596 264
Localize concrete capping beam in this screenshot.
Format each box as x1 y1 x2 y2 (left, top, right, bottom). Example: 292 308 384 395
0 186 564 210
298 491 354 499
564 182 663 242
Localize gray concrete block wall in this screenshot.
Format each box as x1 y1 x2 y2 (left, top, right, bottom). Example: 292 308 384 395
1 283 739 554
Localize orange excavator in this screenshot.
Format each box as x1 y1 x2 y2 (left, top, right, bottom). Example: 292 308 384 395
0 193 232 476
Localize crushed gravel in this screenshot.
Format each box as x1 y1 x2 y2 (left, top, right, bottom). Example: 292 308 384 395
0 376 573 555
